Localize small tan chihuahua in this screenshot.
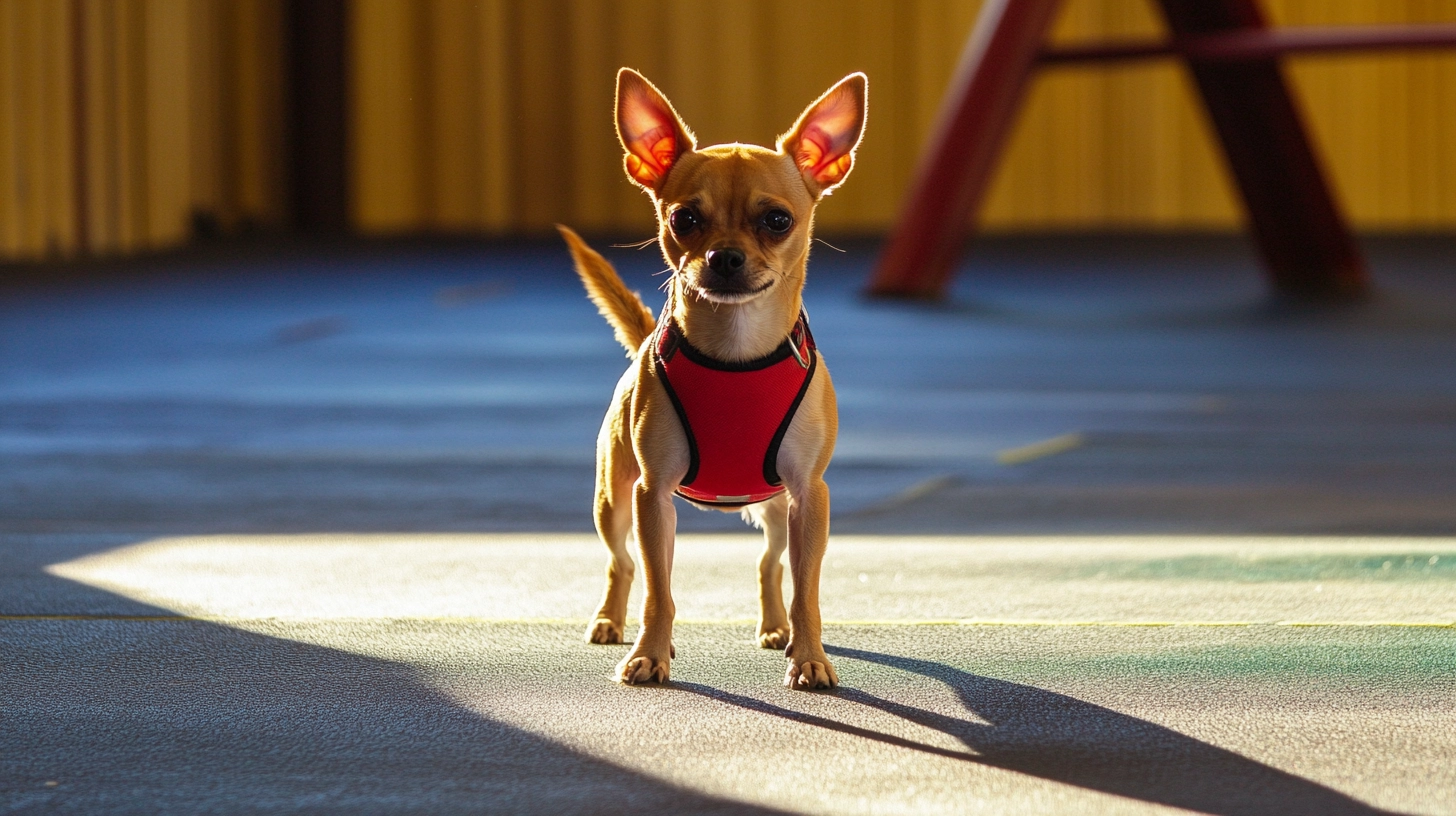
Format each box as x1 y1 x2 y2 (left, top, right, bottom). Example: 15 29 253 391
558 68 866 690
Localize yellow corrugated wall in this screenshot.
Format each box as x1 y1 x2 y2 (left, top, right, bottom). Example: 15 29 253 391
0 0 285 261
3 0 1455 261
348 0 1456 237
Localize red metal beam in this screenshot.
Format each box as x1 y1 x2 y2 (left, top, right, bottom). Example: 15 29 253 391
1158 0 1368 300
866 0 1063 299
1041 23 1456 65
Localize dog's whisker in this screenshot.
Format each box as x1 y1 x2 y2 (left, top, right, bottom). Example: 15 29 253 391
814 237 847 253
610 236 658 249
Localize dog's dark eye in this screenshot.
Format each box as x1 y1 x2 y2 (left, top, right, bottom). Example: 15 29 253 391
760 209 792 234
669 208 700 236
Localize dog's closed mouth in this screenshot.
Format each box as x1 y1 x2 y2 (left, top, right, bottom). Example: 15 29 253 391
697 279 775 302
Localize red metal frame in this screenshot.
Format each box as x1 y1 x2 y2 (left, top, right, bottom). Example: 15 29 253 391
1041 23 1456 65
1161 0 1366 299
868 0 1061 300
868 0 1455 301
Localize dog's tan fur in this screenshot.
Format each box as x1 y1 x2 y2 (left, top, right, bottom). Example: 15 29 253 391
559 68 866 689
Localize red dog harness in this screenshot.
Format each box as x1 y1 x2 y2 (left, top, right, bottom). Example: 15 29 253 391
653 313 817 508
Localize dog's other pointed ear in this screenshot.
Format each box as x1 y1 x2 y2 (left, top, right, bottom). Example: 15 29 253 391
616 68 695 194
778 72 867 198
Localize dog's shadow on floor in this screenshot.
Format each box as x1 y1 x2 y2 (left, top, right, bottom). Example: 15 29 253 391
672 645 1402 816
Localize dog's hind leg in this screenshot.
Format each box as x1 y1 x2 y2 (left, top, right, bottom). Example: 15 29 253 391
743 494 790 650
585 433 638 645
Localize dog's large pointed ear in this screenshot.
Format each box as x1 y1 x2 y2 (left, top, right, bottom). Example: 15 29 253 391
778 73 867 198
616 68 695 194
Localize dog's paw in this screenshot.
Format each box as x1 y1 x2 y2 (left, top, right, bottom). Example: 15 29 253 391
585 617 625 644
757 625 790 650
785 657 838 690
616 654 670 685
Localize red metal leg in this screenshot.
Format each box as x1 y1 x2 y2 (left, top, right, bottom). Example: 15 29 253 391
1157 0 1369 300
1039 23 1456 65
866 0 1062 299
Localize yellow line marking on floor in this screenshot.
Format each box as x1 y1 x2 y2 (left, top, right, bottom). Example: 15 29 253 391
996 432 1084 465
847 475 960 517
3 614 1452 628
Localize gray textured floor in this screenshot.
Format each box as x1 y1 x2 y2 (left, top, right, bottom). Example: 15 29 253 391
7 617 1452 815
3 235 1455 813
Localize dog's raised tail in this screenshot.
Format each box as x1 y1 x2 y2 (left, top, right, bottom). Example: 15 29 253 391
557 225 657 356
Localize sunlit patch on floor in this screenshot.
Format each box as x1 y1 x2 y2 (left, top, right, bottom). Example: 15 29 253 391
43 534 1456 627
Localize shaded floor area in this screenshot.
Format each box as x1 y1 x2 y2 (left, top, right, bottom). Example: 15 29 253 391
7 618 1450 815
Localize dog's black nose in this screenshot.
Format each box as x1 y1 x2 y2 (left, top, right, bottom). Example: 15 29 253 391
706 248 746 276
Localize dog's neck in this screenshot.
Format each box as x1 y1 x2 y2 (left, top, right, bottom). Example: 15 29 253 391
671 272 804 363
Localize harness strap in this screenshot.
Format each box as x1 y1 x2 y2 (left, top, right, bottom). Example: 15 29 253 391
651 305 818 508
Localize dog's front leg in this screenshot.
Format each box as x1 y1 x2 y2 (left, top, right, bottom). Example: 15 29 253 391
785 477 837 689
616 478 677 684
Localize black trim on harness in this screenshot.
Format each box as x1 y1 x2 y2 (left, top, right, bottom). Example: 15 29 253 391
653 333 700 488
762 345 816 487
675 329 798 372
